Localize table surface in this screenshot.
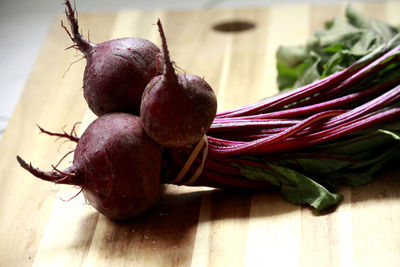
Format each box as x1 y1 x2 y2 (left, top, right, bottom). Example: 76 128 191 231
0 2 399 266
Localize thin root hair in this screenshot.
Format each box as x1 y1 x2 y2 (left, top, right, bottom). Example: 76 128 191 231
60 187 83 202
61 20 74 42
37 124 79 143
173 61 186 75
51 164 73 178
65 44 80 51
54 149 75 169
63 55 86 78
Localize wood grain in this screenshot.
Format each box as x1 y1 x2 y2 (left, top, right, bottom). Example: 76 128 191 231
0 2 399 267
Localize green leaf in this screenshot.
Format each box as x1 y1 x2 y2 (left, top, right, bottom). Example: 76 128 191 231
348 31 377 56
235 162 343 212
276 45 309 90
269 164 343 212
321 51 347 77
276 5 400 91
346 4 397 40
277 61 300 91
234 163 280 186
316 17 363 48
276 45 308 68
293 53 322 89
321 144 400 187
346 4 371 29
323 43 345 53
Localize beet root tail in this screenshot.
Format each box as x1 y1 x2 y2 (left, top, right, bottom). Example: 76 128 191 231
63 0 92 53
16 156 81 185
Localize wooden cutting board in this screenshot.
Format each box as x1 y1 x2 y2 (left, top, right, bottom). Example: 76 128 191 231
1 2 399 266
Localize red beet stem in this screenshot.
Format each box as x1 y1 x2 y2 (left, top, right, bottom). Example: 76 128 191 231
269 107 400 153
210 118 300 132
156 19 177 82
216 43 400 118
16 156 81 185
213 77 400 122
209 110 345 156
210 130 286 142
209 107 400 155
324 84 400 128
64 0 92 53
303 48 400 106
216 68 350 118
168 150 272 188
209 81 400 141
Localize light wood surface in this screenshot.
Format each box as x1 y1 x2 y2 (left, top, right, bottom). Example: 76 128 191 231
1 2 400 266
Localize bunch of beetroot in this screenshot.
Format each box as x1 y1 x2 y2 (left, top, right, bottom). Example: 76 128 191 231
17 1 400 219
16 0 221 219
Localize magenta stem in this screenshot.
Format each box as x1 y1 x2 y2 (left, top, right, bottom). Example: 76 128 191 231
208 110 345 156
208 107 400 155
216 44 400 118
214 77 399 122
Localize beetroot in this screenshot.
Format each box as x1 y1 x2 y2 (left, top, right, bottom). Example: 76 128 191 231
63 0 162 116
140 19 217 147
17 113 162 219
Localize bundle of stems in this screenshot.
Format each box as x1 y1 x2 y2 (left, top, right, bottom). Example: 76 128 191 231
164 35 400 211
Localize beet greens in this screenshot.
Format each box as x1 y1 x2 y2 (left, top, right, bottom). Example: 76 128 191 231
163 25 400 212
276 5 400 91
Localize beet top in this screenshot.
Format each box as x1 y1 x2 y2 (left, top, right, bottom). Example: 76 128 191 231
17 113 162 219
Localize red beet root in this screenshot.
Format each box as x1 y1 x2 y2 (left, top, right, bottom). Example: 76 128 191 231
17 113 162 219
64 0 162 116
140 19 217 147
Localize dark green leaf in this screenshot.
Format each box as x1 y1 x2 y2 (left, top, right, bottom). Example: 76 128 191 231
276 5 400 91
234 162 343 212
